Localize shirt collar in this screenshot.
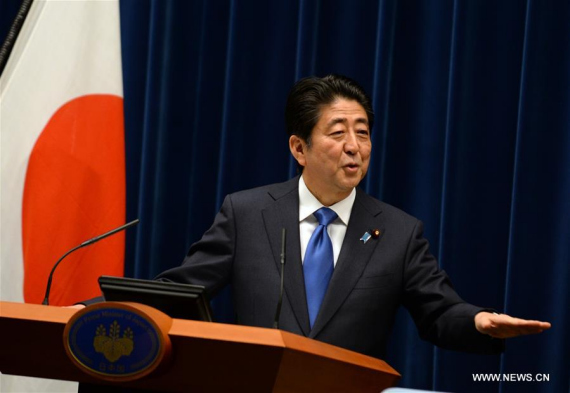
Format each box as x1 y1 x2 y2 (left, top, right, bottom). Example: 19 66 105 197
298 175 356 225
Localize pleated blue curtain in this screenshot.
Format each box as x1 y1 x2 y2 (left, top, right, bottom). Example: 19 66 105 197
2 0 568 391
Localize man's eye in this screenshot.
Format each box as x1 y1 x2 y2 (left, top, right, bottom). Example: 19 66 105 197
357 130 370 136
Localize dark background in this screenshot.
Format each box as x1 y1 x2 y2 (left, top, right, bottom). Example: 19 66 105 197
2 0 568 392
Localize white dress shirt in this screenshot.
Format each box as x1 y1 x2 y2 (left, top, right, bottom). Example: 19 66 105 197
298 176 356 266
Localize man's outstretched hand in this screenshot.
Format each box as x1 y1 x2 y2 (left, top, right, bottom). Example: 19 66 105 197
475 312 551 339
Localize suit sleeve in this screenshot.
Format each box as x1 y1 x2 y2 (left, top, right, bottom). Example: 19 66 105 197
155 195 236 299
402 220 504 354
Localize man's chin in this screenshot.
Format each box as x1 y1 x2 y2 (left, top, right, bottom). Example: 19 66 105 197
338 176 363 191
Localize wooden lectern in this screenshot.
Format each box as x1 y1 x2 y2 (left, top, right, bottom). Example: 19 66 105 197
0 301 400 392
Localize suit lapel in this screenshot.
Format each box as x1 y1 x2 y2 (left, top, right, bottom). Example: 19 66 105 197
262 177 311 336
309 188 384 338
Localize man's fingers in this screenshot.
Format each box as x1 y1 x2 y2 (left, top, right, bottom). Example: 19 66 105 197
64 304 86 310
475 312 551 338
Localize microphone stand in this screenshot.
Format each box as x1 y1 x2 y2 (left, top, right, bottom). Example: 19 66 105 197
42 219 139 305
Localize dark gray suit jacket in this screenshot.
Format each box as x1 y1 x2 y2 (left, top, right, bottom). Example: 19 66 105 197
157 177 503 359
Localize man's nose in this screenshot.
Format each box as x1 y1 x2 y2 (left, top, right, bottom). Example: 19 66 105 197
344 131 359 154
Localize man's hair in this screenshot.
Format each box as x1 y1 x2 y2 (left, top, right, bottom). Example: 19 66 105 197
285 74 374 145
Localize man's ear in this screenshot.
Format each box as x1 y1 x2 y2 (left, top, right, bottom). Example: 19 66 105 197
289 135 307 167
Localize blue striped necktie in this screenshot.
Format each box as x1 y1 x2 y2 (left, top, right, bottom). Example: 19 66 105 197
303 207 338 328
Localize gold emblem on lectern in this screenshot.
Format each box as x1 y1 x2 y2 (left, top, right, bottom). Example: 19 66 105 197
93 320 134 362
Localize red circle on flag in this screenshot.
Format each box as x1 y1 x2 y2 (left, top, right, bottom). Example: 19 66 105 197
22 94 126 306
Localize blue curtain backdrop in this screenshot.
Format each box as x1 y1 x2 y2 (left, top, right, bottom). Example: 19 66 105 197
2 0 569 392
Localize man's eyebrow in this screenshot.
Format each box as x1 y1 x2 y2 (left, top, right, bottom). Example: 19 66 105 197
326 117 369 127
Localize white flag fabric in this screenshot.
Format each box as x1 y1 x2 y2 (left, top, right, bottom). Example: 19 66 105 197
1 0 125 391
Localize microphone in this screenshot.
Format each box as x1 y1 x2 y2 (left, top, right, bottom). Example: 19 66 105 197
42 219 139 306
273 228 286 329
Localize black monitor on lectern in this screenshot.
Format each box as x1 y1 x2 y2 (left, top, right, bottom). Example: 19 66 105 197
99 275 213 322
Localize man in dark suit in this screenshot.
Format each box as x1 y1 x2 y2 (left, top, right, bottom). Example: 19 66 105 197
156 75 550 359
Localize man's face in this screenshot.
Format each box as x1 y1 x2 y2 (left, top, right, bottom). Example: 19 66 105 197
289 98 372 206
